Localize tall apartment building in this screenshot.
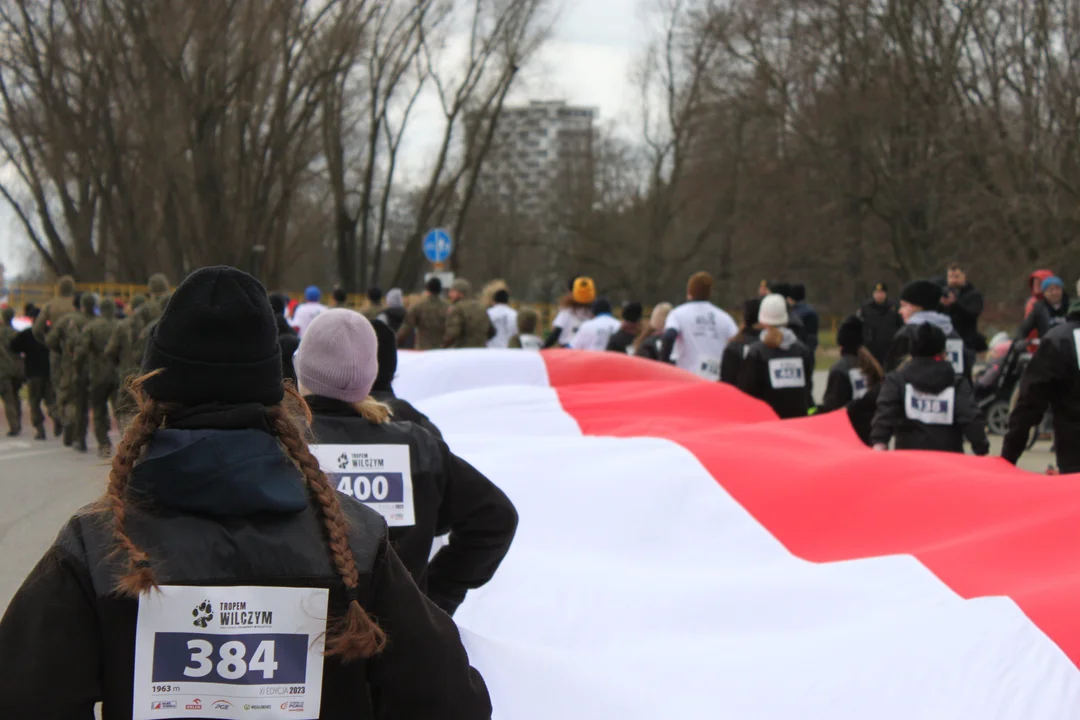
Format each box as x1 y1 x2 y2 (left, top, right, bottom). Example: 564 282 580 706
479 100 597 216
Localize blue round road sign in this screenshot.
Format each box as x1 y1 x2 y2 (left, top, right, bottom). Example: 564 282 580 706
423 229 453 263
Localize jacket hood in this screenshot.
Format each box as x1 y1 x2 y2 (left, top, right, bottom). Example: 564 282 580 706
907 310 954 335
130 428 308 516
1029 269 1055 299
903 357 956 394
761 327 799 351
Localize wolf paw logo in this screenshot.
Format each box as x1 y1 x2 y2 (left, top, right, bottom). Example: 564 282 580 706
192 601 214 628
338 453 349 470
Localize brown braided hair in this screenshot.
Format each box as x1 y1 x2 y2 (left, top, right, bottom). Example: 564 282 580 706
103 374 386 660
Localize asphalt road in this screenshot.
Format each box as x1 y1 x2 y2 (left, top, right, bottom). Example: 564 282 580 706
0 370 1058 612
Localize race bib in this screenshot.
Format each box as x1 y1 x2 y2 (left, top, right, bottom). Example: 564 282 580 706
698 356 721 381
945 338 964 375
848 368 868 400
904 384 955 425
133 585 328 720
768 357 806 389
310 444 415 527
742 345 751 359
1074 329 1080 370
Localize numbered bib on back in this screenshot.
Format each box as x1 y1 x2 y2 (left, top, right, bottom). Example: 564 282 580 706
311 444 415 527
133 585 328 720
945 338 965 375
1074 329 1080 370
848 368 869 400
768 357 806 389
519 335 543 351
699 356 721 381
904 384 955 425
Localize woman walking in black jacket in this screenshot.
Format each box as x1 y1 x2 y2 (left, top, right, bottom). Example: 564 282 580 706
736 294 813 419
0 267 492 720
298 309 518 617
871 322 989 455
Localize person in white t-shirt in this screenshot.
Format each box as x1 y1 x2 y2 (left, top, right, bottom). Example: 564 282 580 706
486 289 519 348
660 271 739 380
292 285 328 337
544 276 596 348
570 299 621 351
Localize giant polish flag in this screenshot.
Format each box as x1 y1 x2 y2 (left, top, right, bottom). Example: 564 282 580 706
394 349 1080 719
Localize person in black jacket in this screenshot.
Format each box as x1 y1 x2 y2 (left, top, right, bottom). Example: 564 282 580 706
606 301 643 354
1002 295 1080 473
871 322 989 455
886 279 973 381
1015 275 1070 341
720 297 761 386
821 316 881 413
0 266 492 720
375 288 408 339
370 318 443 439
737 294 812 419
940 262 987 352
859 282 903 366
10 304 53 440
634 302 672 361
270 292 300 385
298 309 517 616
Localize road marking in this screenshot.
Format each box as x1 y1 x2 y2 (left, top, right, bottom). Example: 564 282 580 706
0 441 34 454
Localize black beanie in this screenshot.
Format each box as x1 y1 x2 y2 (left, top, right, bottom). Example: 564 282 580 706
742 297 761 330
372 319 397 392
622 302 643 323
910 322 947 358
900 280 943 311
269 293 287 316
142 266 283 406
593 298 612 316
791 284 807 303
837 315 863 355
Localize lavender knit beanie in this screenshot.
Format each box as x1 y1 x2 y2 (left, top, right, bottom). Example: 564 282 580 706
295 309 378 402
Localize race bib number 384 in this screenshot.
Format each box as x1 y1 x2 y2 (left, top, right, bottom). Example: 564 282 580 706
133 585 328 720
310 444 415 527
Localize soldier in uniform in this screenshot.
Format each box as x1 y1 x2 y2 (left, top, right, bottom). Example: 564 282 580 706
398 276 448 350
130 273 170 345
77 297 119 457
444 278 494 349
106 293 146 419
48 293 96 451
0 307 23 437
130 294 171 370
32 275 76 430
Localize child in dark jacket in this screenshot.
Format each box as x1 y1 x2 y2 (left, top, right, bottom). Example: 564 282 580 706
737 294 813 419
721 297 761 385
871 322 989 455
819 315 886 445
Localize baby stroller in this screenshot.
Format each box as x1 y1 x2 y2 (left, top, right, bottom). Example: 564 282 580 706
975 336 1032 436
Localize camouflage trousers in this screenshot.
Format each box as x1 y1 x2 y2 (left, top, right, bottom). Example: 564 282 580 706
0 377 20 434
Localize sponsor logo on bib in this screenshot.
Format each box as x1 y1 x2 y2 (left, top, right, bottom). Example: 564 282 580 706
904 384 955 425
848 369 868 400
945 338 964 375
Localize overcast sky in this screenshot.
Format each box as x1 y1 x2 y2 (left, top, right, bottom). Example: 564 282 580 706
0 0 650 279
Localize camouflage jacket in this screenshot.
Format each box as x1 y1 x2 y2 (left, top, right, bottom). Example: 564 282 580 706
445 299 494 349
401 296 449 351
132 318 158 371
47 311 93 384
77 316 120 388
32 296 76 343
0 325 20 379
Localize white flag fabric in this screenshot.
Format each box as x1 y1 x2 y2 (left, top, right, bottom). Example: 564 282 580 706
394 349 1080 719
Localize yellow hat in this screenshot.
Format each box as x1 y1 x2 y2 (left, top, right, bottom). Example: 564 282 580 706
572 277 596 305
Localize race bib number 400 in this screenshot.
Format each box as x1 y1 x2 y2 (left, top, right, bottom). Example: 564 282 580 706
133 585 328 720
768 357 806 389
904 384 956 425
311 444 415 527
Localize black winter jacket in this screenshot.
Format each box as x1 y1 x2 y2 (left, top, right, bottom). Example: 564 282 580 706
847 383 882 447
606 322 640 354
0 408 491 720
376 306 407 335
859 301 903 366
736 329 812 419
10 327 49 378
1016 296 1070 341
371 388 444 440
308 396 517 615
1002 314 1080 473
791 302 820 353
635 332 663 361
943 282 986 351
720 335 752 385
870 357 988 454
885 314 974 381
821 355 870 413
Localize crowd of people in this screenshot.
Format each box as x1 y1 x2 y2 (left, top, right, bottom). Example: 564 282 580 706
0 260 1076 715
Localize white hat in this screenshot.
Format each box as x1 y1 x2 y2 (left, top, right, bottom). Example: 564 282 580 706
758 293 789 327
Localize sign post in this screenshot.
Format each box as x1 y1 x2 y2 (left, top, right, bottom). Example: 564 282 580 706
422 229 454 291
